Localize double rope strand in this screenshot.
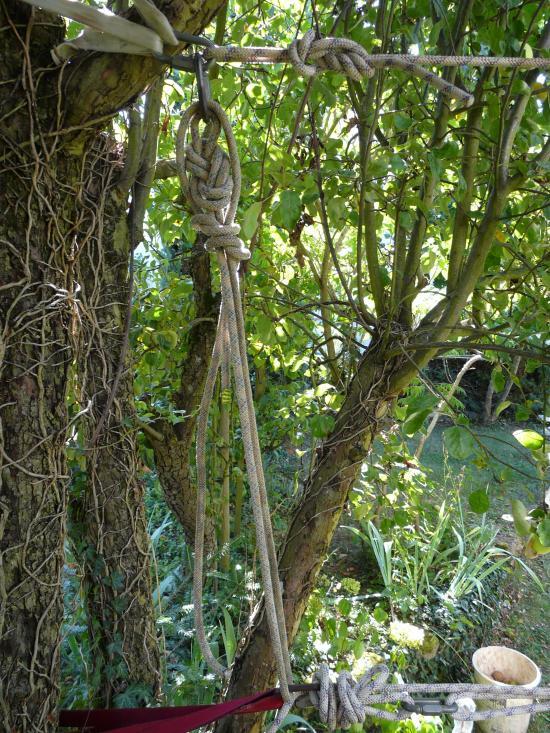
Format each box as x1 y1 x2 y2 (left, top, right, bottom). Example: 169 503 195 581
176 101 294 709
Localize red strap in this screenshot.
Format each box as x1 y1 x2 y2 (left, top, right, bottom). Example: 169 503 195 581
59 690 284 733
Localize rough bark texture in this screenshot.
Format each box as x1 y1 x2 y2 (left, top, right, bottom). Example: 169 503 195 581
216 338 405 733
70 136 160 706
0 5 76 730
0 0 224 727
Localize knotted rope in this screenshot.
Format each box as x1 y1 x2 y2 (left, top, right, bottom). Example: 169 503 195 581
287 31 375 81
297 664 550 730
176 100 297 715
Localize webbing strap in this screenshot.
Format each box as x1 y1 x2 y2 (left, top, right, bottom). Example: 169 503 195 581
59 689 283 732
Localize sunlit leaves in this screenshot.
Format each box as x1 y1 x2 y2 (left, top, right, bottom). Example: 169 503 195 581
513 429 544 451
444 426 476 460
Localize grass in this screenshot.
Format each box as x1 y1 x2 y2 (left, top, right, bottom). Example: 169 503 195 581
416 422 543 518
411 422 549 732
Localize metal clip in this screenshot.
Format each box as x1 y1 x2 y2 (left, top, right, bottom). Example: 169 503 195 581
194 53 212 119
153 32 215 73
174 31 214 50
401 699 459 716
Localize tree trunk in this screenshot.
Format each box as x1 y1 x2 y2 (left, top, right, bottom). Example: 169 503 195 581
0 0 226 726
70 136 160 707
148 245 218 547
0 5 76 730
216 341 404 733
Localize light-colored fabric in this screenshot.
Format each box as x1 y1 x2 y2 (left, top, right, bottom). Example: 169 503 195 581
133 0 178 46
21 0 163 54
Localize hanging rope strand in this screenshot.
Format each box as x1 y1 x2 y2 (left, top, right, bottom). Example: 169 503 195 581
176 100 294 706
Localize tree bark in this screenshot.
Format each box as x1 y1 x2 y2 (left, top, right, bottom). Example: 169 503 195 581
70 136 160 707
0 5 76 730
0 0 224 727
216 340 405 733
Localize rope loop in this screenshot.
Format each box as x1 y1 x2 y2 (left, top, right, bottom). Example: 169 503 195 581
176 100 250 261
288 30 375 81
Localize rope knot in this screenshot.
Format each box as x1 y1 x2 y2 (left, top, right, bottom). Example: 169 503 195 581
308 663 390 730
177 101 250 262
289 30 375 81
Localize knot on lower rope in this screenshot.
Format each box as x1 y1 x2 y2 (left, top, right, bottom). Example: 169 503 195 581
308 663 391 730
176 101 250 262
289 30 375 81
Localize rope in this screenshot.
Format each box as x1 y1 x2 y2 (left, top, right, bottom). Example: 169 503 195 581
297 665 550 730
176 100 296 709
20 0 549 105
204 43 550 69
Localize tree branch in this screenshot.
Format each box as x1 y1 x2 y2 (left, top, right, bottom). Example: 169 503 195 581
61 0 225 126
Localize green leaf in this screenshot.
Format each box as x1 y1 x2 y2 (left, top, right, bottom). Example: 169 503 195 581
255 314 274 344
491 367 506 392
515 404 530 421
373 606 388 623
310 413 335 438
512 429 544 451
444 426 476 460
221 608 237 666
394 112 412 131
272 190 301 231
469 490 490 514
242 201 262 240
511 499 532 537
278 714 317 731
338 598 352 615
536 517 550 547
402 408 432 436
353 639 365 659
495 400 512 417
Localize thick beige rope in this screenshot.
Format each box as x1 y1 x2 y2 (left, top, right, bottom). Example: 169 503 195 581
300 665 550 729
19 0 549 105
176 101 295 711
